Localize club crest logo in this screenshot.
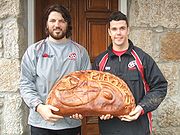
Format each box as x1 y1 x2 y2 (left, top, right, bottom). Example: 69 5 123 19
68 52 77 60
128 60 136 70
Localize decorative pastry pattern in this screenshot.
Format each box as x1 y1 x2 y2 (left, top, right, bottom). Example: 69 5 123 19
46 70 135 116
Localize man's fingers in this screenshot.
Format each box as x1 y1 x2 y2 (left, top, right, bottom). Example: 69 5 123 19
48 105 59 111
119 114 138 121
118 105 143 122
52 114 63 119
100 115 105 120
78 114 83 119
100 114 113 120
70 113 83 119
129 105 143 116
121 117 132 121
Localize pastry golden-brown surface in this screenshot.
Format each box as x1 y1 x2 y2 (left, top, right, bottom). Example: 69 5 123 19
46 70 135 116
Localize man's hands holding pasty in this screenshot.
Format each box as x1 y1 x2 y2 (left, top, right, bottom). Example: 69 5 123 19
118 105 143 121
100 105 143 122
37 104 83 122
37 104 143 122
36 104 63 122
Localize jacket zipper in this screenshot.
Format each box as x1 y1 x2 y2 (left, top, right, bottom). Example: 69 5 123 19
119 56 121 62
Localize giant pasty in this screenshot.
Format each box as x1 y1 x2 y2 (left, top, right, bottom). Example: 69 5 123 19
46 70 135 116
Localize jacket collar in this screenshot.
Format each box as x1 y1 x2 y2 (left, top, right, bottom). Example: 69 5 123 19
107 39 134 58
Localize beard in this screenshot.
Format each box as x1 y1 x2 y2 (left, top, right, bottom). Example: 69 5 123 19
47 27 67 40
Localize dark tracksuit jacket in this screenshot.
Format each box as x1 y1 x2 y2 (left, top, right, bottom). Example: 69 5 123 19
92 40 167 135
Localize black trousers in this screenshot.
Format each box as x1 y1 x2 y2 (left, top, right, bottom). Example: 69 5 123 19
31 126 81 135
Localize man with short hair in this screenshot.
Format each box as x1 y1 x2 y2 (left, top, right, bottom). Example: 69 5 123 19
93 11 167 135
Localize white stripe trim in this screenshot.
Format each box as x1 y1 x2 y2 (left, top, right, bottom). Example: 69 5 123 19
28 0 35 45
119 0 127 15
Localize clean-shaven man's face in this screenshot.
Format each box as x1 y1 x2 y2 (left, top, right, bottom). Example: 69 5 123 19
108 20 129 49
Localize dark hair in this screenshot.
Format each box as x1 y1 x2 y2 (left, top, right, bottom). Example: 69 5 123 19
108 11 129 27
44 4 72 38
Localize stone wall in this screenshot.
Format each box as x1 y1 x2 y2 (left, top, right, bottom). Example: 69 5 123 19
0 0 28 134
128 0 180 134
0 0 179 135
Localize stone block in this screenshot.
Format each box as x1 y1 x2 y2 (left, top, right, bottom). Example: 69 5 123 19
0 22 2 29
3 19 20 58
160 32 180 61
0 59 20 91
129 0 180 28
0 0 21 18
1 93 26 135
154 129 177 135
0 39 3 48
0 51 3 58
158 63 179 80
157 98 180 128
158 99 174 128
158 63 179 96
129 29 158 60
0 95 4 133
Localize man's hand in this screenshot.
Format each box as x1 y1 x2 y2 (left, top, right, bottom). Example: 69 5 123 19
36 104 63 122
99 114 113 120
118 105 143 121
70 113 83 119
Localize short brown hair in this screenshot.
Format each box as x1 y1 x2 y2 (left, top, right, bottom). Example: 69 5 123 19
109 11 129 27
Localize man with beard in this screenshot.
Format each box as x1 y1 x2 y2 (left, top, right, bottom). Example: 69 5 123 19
20 4 91 135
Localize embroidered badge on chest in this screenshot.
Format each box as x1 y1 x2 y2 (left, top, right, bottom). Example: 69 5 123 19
68 52 77 60
128 60 136 70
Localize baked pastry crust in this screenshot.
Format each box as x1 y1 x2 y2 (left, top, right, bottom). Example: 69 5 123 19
46 70 135 116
